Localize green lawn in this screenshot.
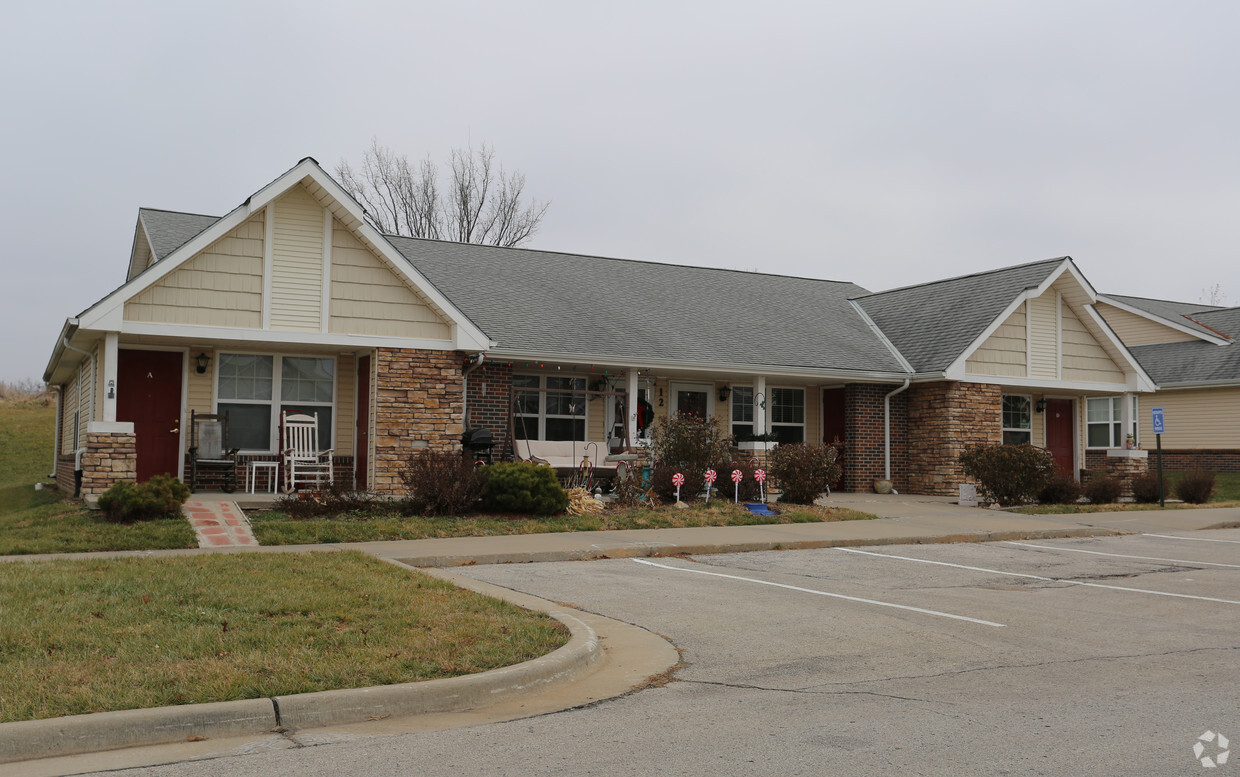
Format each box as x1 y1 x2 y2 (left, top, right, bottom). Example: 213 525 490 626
1015 471 1240 514
0 551 567 723
250 502 876 545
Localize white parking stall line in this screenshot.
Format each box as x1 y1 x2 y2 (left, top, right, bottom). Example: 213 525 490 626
835 547 1240 606
1143 533 1240 545
631 558 1005 627
1003 541 1240 569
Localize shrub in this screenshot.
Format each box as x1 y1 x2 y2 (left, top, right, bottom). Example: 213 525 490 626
1130 471 1165 504
1082 471 1123 505
1174 471 1216 504
274 484 383 520
957 444 1054 506
648 414 734 502
97 474 190 523
769 443 842 504
479 462 569 515
1037 473 1082 505
399 450 483 516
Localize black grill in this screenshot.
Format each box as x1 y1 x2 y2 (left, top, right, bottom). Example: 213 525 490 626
462 428 495 463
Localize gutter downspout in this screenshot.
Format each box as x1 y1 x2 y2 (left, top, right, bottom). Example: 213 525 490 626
50 386 61 479
462 353 487 426
884 378 911 490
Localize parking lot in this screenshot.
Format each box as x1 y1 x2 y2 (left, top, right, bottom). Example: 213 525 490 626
104 530 1239 777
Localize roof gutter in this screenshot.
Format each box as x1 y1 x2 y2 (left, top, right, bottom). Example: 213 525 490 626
43 319 82 384
885 378 911 484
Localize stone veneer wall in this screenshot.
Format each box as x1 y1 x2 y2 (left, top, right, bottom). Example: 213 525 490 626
843 384 909 493
906 382 1002 496
79 431 137 496
464 361 513 461
371 348 465 495
1083 450 1150 499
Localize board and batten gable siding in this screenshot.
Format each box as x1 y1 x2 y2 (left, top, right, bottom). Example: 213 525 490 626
966 303 1028 377
1061 305 1124 383
1137 387 1240 449
329 220 452 339
124 215 265 327
1096 302 1198 346
1028 293 1058 379
269 186 325 332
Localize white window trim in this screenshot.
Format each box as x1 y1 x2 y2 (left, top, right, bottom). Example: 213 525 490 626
769 385 806 443
730 383 755 438
513 373 589 442
1086 395 1139 449
1001 394 1033 445
214 352 338 455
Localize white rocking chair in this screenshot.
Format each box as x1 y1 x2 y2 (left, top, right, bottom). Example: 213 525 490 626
281 411 335 493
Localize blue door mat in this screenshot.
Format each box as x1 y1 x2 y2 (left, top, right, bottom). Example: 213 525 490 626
743 502 776 516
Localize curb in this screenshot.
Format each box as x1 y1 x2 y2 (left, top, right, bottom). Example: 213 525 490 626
395 526 1123 567
0 591 602 765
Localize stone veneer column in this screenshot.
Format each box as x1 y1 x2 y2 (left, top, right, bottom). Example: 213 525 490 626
464 361 513 460
905 382 1002 496
372 348 465 495
79 432 137 496
844 384 909 493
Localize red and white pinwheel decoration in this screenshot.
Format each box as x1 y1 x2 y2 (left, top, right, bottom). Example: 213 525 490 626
704 469 717 502
672 472 685 502
754 468 767 502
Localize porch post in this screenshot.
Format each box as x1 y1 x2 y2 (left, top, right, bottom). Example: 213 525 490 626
103 332 119 423
754 375 768 436
626 369 639 445
1121 392 1134 447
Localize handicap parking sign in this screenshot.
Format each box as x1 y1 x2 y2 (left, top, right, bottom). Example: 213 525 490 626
1151 407 1165 434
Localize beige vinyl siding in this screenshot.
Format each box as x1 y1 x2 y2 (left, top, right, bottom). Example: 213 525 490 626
1030 397 1046 449
336 354 356 453
329 220 451 339
60 373 78 454
966 304 1027 377
270 186 325 332
133 233 153 275
124 215 264 327
1061 306 1124 383
587 398 606 443
1137 387 1240 449
1096 303 1198 346
181 351 215 455
1028 293 1058 379
802 386 819 445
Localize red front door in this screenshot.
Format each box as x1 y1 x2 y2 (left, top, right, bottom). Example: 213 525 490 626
117 349 184 482
1045 398 1075 477
822 388 846 488
354 354 371 490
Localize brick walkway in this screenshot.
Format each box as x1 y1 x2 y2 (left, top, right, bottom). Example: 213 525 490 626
183 499 258 547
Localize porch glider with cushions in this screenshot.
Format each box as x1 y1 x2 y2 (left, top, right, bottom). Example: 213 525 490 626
281 411 334 492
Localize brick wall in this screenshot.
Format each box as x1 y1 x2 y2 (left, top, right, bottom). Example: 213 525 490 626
465 361 513 461
906 382 1002 496
844 383 909 493
79 431 137 496
1083 450 1150 499
1149 449 1240 473
181 454 356 492
372 348 465 495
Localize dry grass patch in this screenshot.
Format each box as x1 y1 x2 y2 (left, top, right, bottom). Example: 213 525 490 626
0 551 566 723
250 502 877 545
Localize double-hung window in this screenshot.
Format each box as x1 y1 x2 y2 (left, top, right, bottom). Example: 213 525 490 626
770 387 805 444
513 375 586 441
730 385 754 439
217 354 335 453
1086 396 1138 448
1002 395 1032 445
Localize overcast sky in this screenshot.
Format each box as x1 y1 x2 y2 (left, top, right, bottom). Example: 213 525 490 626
2 1 1237 383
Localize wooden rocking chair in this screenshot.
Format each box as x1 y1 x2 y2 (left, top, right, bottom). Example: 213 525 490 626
188 410 239 492
281 411 335 493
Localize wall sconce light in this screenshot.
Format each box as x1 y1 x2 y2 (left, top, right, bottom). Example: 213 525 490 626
107 380 115 400
1035 399 1046 414
195 353 211 375
718 386 731 402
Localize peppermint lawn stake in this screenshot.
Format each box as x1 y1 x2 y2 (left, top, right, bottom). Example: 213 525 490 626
754 468 766 503
704 469 717 503
731 469 743 503
672 472 685 503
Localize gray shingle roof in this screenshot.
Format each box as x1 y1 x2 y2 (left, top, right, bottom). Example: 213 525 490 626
852 257 1067 372
1191 308 1240 340
1127 307 1240 385
387 236 908 374
1102 294 1228 340
139 208 219 260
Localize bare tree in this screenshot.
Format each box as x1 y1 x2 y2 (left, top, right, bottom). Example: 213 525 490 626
336 140 548 247
1199 283 1228 307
